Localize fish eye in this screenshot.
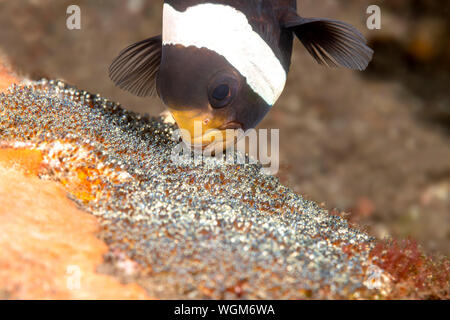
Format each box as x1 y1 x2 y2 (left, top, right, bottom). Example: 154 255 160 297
212 84 230 101
208 73 239 109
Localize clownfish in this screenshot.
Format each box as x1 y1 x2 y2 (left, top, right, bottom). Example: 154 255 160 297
110 0 373 148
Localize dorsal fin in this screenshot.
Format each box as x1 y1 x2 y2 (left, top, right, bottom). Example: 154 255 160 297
283 16 373 71
109 35 162 97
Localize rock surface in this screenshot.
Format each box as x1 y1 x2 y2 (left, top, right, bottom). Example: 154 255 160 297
0 68 447 299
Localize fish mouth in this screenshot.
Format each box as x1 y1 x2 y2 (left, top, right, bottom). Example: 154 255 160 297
168 109 243 149
192 126 244 151
191 122 243 150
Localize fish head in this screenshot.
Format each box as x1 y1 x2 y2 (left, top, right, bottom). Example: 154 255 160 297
157 45 271 149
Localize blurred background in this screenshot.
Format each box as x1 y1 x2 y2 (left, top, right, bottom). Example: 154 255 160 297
0 0 448 254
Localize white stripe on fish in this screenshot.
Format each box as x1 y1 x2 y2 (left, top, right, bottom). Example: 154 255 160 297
162 3 287 106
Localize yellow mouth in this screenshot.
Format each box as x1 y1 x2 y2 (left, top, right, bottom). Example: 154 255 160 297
169 109 242 149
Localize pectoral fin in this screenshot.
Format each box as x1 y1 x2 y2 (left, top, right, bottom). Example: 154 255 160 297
109 35 162 97
283 16 373 70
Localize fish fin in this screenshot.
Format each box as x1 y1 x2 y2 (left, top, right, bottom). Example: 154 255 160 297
283 17 373 71
109 35 162 97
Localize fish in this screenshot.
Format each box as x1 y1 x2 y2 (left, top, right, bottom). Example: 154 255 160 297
109 0 373 148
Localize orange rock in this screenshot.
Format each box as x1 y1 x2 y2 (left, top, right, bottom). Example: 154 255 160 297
0 150 150 299
0 148 43 175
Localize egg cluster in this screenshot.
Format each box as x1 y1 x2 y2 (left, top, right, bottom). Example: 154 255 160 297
0 80 379 299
